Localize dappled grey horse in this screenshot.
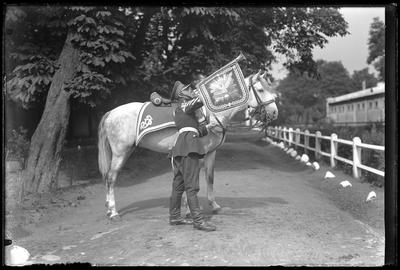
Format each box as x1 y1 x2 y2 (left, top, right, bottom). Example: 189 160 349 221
98 70 278 220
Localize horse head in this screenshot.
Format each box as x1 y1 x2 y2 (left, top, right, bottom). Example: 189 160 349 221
246 70 278 124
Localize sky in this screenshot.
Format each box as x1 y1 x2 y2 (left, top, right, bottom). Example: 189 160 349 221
271 7 385 80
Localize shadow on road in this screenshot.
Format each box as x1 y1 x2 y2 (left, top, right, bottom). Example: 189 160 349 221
118 196 288 218
113 131 308 189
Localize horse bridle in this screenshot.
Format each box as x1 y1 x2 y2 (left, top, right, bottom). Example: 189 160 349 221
249 74 276 107
246 74 276 129
206 74 276 141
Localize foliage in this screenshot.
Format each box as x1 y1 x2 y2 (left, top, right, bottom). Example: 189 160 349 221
64 7 136 107
276 60 357 125
5 6 66 108
5 6 349 111
367 17 385 81
351 68 379 89
360 125 385 186
5 127 31 162
5 6 137 108
268 7 348 77
7 54 58 108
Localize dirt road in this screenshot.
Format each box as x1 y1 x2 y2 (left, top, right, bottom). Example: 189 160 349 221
7 130 384 266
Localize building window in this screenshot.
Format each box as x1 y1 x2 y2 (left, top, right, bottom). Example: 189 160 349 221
357 104 360 110
369 102 372 109
362 103 365 109
375 101 378 108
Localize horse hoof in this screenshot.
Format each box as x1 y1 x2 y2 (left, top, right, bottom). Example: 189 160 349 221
110 215 122 222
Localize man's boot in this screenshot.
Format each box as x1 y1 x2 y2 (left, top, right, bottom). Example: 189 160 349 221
169 216 193 225
193 220 216 232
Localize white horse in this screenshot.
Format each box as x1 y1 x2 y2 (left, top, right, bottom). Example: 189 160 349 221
98 70 278 220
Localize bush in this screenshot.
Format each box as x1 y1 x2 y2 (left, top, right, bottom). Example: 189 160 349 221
360 126 385 186
5 127 30 163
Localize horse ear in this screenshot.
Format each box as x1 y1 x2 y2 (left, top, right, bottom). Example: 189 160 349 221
253 69 262 82
261 71 267 78
259 71 272 85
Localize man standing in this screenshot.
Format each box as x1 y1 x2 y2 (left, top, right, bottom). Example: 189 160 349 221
169 73 217 232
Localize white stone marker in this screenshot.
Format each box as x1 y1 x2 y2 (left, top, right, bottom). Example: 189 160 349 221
324 171 335 179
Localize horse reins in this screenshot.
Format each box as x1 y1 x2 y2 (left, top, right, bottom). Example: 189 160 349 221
200 74 275 146
245 74 276 130
199 106 226 150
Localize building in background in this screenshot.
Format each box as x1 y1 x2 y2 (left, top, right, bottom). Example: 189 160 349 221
326 82 385 126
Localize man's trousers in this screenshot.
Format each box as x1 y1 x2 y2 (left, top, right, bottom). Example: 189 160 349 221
169 154 203 224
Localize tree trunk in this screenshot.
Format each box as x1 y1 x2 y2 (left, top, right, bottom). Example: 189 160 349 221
23 33 80 193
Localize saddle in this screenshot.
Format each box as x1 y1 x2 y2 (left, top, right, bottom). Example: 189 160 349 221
150 81 197 106
150 92 173 106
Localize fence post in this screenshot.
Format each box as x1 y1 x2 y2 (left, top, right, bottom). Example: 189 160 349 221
278 126 282 141
295 128 301 150
315 131 322 160
352 137 362 178
304 130 310 155
288 127 293 147
283 127 287 147
330 133 338 168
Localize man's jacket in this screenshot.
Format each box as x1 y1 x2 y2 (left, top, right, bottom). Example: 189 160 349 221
171 97 207 158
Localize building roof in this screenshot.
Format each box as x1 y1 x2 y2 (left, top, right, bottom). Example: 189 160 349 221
327 82 385 104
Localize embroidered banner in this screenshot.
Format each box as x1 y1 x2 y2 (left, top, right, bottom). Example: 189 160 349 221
136 102 177 145
196 56 248 114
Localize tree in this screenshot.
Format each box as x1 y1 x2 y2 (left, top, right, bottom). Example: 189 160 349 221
276 60 357 125
367 17 385 81
351 68 378 89
5 6 348 193
5 6 135 193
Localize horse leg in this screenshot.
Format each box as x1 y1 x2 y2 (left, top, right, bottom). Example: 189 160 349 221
106 154 128 221
105 181 111 217
204 151 221 213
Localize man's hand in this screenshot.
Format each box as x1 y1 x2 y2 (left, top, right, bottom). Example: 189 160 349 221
198 124 208 137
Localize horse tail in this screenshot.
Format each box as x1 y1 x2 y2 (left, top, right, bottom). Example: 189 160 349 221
98 112 111 179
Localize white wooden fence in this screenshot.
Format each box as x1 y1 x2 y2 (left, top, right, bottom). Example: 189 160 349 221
266 126 385 178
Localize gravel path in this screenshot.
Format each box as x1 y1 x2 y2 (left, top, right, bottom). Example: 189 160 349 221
6 130 384 266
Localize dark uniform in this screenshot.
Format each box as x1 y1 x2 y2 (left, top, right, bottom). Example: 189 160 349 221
169 88 216 232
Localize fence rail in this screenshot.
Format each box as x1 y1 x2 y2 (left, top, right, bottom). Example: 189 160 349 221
266 126 385 178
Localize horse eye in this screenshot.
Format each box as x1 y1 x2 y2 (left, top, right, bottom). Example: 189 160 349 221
257 89 264 93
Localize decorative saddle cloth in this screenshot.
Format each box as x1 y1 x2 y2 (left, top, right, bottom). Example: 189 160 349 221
136 102 178 145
